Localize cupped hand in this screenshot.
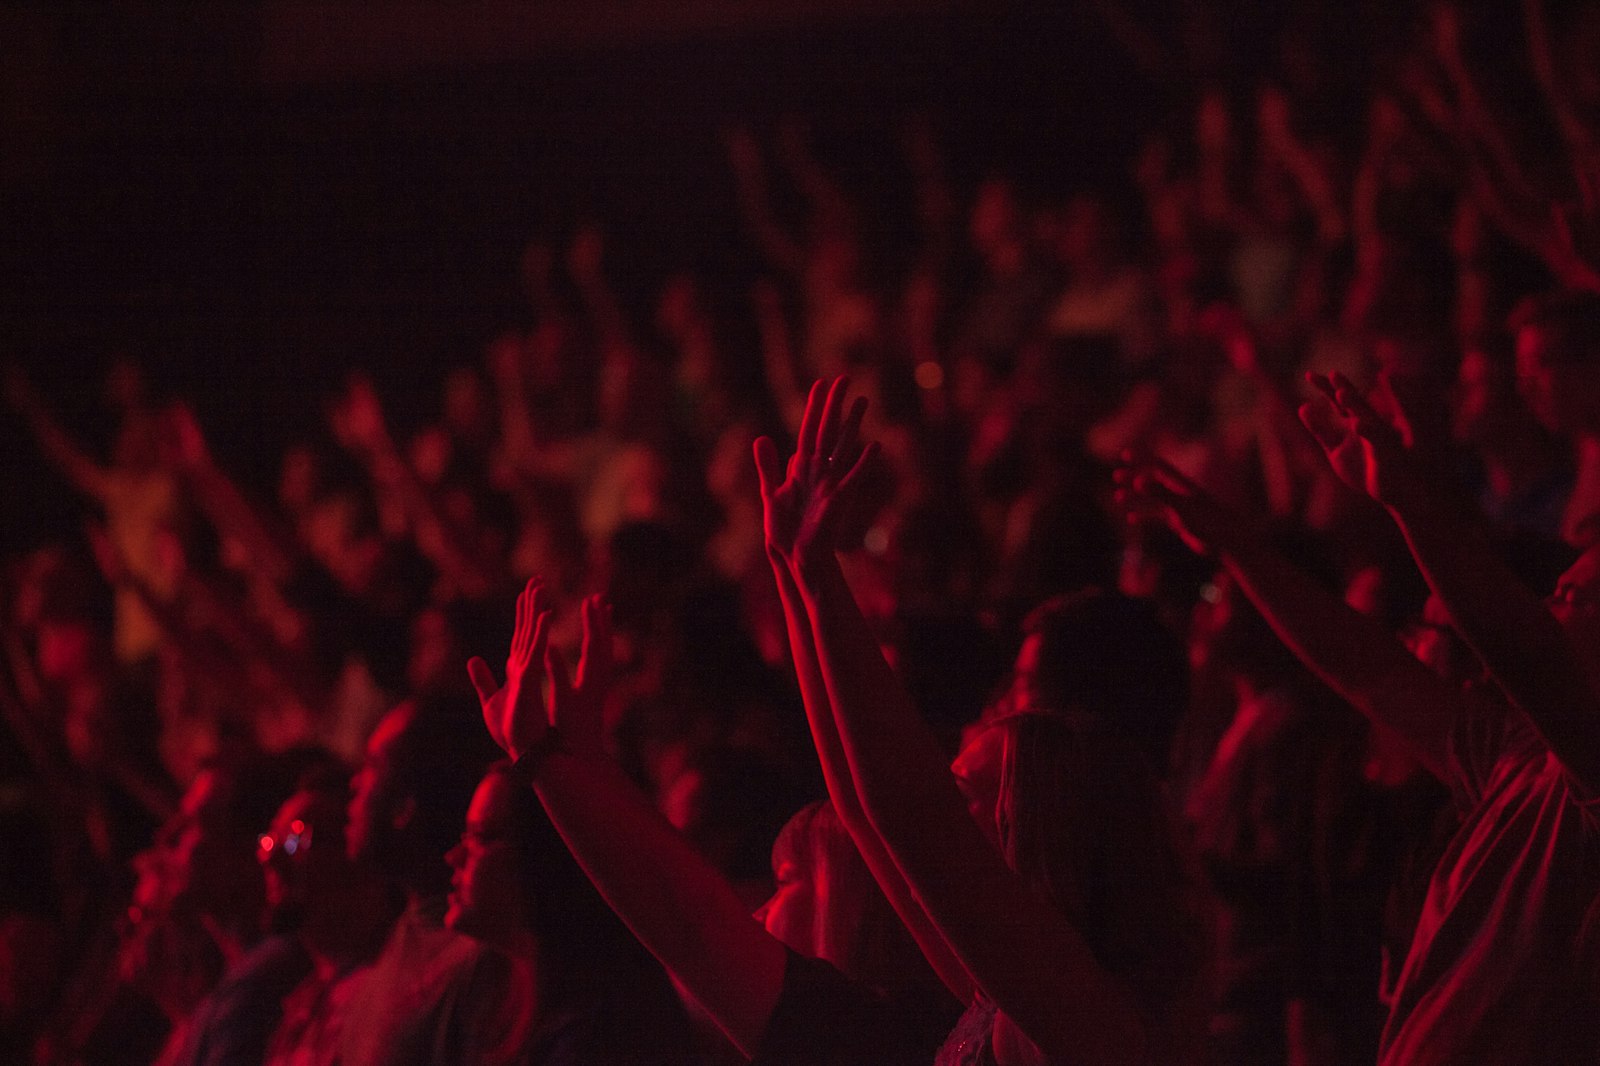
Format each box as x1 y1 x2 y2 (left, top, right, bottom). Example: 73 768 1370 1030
1298 372 1421 509
467 579 551 760
752 376 879 570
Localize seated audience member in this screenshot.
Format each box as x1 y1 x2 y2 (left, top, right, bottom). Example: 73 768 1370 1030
125 746 333 1066
262 766 397 1066
443 761 696 1062
465 586 958 1064
339 686 506 1066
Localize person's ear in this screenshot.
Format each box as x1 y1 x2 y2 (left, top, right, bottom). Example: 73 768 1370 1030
391 795 417 832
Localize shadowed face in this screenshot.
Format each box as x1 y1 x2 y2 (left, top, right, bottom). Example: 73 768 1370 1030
951 721 1005 853
259 788 349 928
347 704 414 866
1549 544 1600 684
445 773 526 946
1517 326 1600 436
752 828 825 957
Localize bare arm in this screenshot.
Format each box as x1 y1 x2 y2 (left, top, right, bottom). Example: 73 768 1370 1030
1115 456 1457 781
468 586 786 1058
1309 375 1600 793
753 393 977 1005
785 379 1148 1064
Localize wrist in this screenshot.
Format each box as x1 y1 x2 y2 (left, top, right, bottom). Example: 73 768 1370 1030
508 728 564 785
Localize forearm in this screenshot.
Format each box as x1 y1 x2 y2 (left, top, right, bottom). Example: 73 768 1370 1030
794 553 1141 1060
768 549 977 1003
530 752 785 1058
1218 537 1454 778
1389 499 1600 787
794 553 961 837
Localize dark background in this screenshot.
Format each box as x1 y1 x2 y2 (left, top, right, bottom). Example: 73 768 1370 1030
0 0 1378 555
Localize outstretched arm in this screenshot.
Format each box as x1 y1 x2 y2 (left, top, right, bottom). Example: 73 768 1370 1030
754 382 976 1006
785 379 1146 1064
467 585 785 1058
1301 373 1600 793
1115 454 1457 780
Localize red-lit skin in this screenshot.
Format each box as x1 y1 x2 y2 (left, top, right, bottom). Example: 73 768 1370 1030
950 721 1005 855
750 833 822 958
445 774 533 957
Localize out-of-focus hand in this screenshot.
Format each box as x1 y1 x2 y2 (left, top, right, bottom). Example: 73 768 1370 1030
330 376 387 452
163 403 211 471
1113 455 1247 557
1298 372 1424 509
546 594 612 760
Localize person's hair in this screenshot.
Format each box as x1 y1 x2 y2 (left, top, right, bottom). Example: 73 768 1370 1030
207 743 347 847
1508 290 1600 365
480 762 691 1049
990 590 1201 1006
383 683 504 888
770 800 942 997
1010 589 1188 768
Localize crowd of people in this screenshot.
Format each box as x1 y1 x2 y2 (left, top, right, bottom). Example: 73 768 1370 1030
6 2 1600 1062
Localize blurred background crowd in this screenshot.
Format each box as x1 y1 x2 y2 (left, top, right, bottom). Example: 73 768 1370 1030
4 0 1600 1062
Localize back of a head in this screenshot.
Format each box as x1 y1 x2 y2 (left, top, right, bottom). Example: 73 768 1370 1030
1017 589 1188 768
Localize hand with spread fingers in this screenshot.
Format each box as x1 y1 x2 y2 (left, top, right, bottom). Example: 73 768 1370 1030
1113 454 1254 558
752 376 879 572
467 579 552 762
1298 371 1424 510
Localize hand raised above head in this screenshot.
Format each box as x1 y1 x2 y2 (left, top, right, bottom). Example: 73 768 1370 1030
1298 371 1423 509
1112 453 1248 557
467 579 551 761
546 594 612 760
753 376 880 570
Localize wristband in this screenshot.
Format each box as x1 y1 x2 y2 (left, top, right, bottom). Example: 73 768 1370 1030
509 728 564 784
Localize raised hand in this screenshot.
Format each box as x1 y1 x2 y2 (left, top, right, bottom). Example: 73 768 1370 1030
752 377 878 570
467 579 551 760
546 594 613 760
1297 372 1423 509
1113 455 1251 557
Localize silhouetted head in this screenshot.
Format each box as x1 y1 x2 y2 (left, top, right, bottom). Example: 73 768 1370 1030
348 685 503 899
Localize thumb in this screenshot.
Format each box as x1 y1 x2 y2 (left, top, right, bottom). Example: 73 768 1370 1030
466 657 499 709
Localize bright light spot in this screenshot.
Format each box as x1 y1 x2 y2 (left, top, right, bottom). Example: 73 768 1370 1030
915 361 944 390
864 526 890 555
259 835 273 853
